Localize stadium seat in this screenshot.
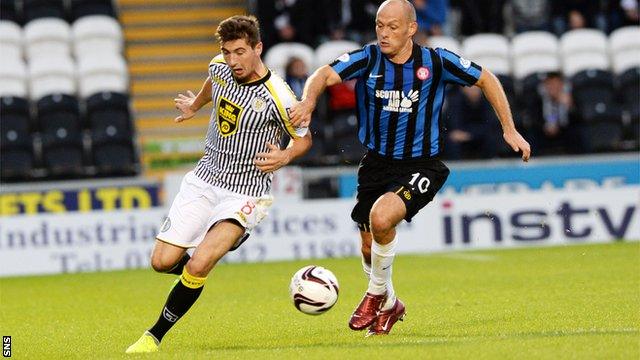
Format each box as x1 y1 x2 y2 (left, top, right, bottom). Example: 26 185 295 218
570 69 622 151
85 91 136 175
72 15 123 57
560 29 610 77
0 96 34 180
609 26 640 74
0 20 23 60
70 0 117 20
571 70 617 116
28 55 76 100
511 31 560 79
86 91 132 140
560 29 608 57
513 55 560 80
617 67 640 142
462 34 511 75
77 55 128 98
562 52 609 78
617 67 640 116
22 0 66 23
428 35 461 54
23 17 71 60
264 42 315 77
0 57 28 98
36 94 85 176
314 40 361 69
512 31 559 58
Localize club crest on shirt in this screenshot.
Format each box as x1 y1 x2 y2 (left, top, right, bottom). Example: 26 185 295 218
416 66 431 80
217 96 243 137
251 96 267 113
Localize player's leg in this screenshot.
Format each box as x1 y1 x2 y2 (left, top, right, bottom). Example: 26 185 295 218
149 239 190 275
358 229 372 278
365 193 407 336
367 163 450 336
349 193 406 331
143 220 244 346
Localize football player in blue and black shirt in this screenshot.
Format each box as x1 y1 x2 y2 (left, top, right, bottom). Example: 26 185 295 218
290 0 530 336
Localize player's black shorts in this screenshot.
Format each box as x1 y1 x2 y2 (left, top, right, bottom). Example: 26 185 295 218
351 150 450 226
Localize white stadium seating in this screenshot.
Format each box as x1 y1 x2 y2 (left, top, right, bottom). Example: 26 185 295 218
77 54 129 98
0 57 28 97
512 32 560 79
24 18 71 60
28 55 76 100
463 34 511 75
264 42 315 77
0 20 23 60
314 40 361 69
563 52 610 77
72 15 124 58
609 26 640 74
560 29 610 77
428 35 461 55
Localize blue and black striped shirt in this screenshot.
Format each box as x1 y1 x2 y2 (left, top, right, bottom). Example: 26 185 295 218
330 43 482 159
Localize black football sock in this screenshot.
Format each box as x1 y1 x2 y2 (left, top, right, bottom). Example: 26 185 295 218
165 254 191 275
148 267 206 342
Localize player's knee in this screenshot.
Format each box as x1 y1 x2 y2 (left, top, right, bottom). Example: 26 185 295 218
185 257 212 278
150 255 173 273
370 211 394 235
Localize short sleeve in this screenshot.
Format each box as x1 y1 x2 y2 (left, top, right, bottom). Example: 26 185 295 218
329 45 372 81
437 48 482 86
265 78 308 139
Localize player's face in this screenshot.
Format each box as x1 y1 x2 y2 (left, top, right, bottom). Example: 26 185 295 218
375 4 416 56
221 38 263 82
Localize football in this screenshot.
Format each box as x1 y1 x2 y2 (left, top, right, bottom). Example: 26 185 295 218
289 265 339 315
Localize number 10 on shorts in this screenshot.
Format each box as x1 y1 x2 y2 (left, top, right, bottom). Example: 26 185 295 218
408 173 430 194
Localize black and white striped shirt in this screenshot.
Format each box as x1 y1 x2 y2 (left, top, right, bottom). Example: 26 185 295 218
194 55 306 197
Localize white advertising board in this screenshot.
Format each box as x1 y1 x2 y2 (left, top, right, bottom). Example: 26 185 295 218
1 186 638 277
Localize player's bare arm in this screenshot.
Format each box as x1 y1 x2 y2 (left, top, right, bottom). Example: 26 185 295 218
289 65 342 127
254 132 312 173
174 76 213 122
474 68 531 162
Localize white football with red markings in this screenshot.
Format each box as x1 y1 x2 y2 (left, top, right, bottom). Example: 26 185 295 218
289 265 339 315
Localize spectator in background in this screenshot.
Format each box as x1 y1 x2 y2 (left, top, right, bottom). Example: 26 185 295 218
511 0 551 33
285 57 308 99
444 86 501 159
413 0 447 35
551 0 601 34
620 0 640 25
452 0 506 35
347 0 384 43
270 0 330 47
537 72 579 153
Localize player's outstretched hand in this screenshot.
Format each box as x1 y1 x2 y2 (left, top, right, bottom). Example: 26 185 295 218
255 142 291 173
174 90 197 122
289 99 314 128
503 129 531 162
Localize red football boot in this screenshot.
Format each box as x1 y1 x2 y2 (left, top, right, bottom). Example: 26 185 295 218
366 298 406 336
348 292 386 330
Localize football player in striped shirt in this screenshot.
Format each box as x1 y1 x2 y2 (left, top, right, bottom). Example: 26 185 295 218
126 15 311 353
291 0 530 336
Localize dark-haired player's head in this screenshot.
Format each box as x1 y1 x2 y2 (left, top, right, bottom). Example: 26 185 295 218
216 15 264 82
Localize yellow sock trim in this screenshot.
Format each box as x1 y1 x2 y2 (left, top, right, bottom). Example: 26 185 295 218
180 267 207 289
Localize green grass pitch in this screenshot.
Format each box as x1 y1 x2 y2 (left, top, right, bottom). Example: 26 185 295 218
1 242 638 359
